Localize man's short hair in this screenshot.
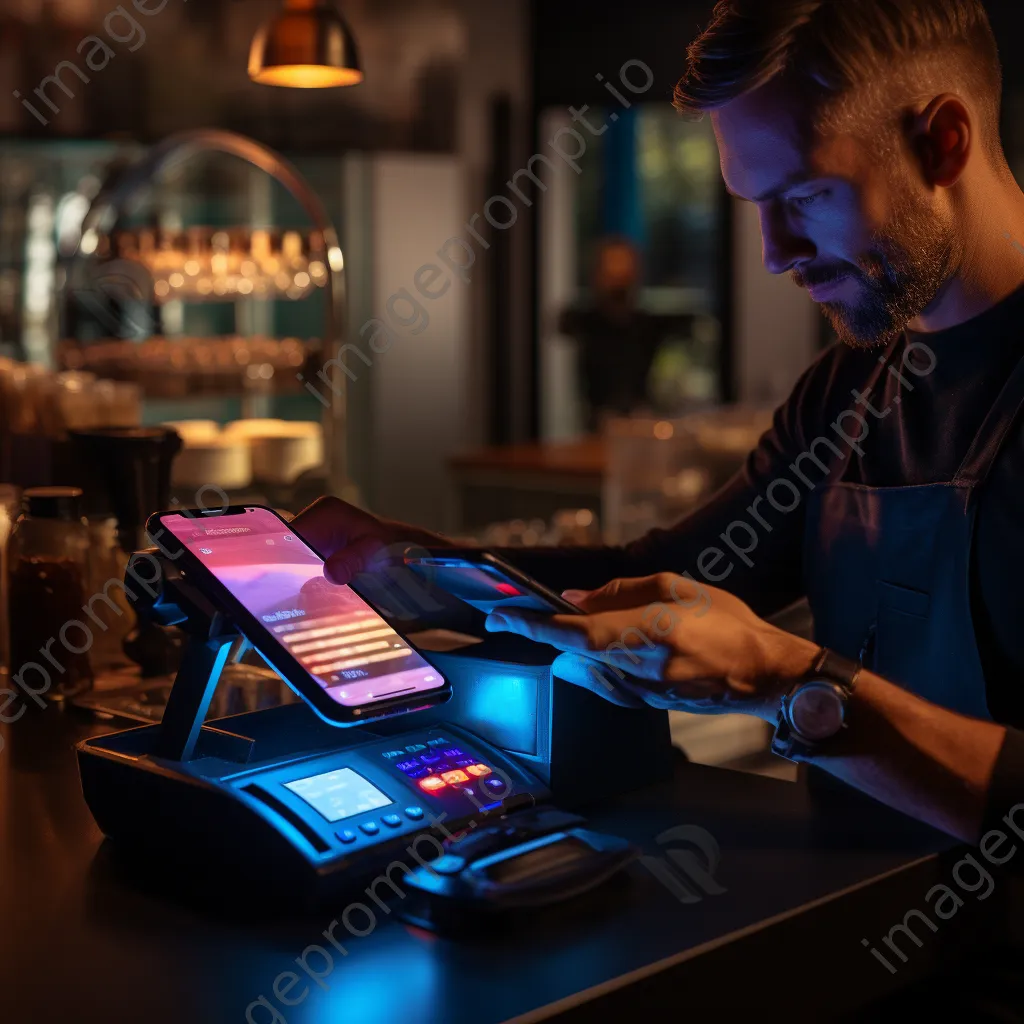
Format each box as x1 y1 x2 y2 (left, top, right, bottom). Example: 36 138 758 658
674 0 1003 158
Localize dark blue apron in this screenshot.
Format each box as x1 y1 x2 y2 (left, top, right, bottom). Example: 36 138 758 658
804 346 1024 720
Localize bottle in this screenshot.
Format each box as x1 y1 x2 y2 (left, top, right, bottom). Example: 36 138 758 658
8 486 94 700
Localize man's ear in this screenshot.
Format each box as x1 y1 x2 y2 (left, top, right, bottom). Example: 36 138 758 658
910 94 972 188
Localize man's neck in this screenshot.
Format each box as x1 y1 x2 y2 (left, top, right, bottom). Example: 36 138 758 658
908 180 1024 334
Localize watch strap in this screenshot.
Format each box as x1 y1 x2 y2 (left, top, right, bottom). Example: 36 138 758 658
813 647 862 695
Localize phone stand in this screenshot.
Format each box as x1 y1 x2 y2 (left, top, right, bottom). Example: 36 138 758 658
124 549 255 763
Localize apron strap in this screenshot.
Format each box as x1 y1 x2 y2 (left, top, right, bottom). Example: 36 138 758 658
954 347 1024 487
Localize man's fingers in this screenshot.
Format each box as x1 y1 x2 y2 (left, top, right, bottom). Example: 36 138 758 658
568 573 709 614
484 609 664 681
484 610 591 649
323 535 388 585
549 653 648 708
292 495 375 558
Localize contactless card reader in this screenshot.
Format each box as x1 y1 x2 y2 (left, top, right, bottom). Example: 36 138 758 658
77 550 637 908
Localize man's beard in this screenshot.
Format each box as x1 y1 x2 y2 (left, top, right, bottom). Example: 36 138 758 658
791 197 960 350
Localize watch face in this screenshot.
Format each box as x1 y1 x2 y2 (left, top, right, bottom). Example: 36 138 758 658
789 682 845 741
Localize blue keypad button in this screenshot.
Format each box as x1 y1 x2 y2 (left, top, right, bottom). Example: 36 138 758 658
441 747 464 758
404 806 425 820
420 753 442 764
381 814 403 828
430 854 465 875
483 778 509 794
454 758 475 767
336 829 358 844
395 759 420 772
359 821 380 836
405 766 430 779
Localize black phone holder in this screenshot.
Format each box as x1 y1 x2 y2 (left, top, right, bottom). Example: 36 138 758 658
122 548 255 762
77 548 641 918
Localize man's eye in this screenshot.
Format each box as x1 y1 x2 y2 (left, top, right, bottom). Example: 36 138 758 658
789 191 825 209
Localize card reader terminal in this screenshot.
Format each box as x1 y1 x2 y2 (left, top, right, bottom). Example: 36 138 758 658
79 717 547 898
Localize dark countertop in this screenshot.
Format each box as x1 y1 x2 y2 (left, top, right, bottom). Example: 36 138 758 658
0 705 996 1024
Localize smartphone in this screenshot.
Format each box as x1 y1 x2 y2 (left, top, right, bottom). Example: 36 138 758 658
148 505 452 726
401 549 582 616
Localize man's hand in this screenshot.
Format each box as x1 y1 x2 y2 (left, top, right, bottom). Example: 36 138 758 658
291 495 449 584
484 573 819 719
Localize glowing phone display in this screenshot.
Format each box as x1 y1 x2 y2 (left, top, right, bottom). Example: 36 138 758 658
158 508 446 709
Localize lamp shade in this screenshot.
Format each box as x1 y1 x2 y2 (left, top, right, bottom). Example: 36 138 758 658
249 0 363 89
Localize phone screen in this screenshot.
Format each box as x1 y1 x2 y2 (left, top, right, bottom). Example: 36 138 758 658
405 557 574 614
158 508 446 708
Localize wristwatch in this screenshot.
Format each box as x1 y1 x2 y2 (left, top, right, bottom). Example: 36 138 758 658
771 647 862 762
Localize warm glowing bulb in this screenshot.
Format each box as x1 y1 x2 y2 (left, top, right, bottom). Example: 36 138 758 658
250 65 363 88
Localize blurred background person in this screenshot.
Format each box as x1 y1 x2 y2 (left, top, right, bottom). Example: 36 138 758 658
559 237 675 431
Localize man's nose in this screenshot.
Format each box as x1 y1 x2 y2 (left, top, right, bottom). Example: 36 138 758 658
758 205 816 275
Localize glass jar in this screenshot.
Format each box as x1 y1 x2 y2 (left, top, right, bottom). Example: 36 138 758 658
7 486 94 701
82 515 134 677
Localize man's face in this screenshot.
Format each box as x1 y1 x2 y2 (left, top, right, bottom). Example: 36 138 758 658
711 79 959 349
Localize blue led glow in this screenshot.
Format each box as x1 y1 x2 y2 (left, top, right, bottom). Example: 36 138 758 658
462 672 538 756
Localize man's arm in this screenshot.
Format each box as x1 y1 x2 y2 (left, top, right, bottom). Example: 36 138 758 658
506 463 812 620
771 637 1008 843
294 347 841 617
485 574 1017 844
507 347 848 615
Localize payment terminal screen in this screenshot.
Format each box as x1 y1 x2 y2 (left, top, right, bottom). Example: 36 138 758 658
284 767 392 822
158 508 446 708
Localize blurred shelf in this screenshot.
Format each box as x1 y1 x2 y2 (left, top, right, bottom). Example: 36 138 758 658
449 438 606 532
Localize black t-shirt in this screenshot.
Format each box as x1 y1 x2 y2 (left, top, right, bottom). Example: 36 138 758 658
514 282 1024 806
